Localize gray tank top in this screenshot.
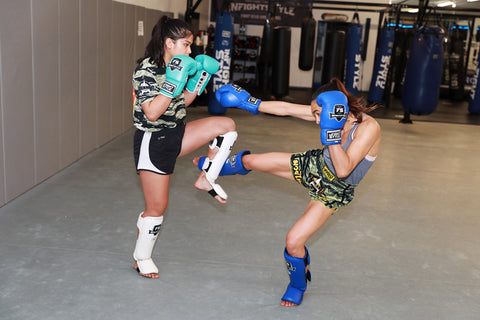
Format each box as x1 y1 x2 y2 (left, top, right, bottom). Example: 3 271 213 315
323 122 376 186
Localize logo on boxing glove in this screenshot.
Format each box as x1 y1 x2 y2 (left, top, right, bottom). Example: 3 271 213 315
325 129 341 143
167 57 184 71
231 84 260 107
160 82 176 96
248 96 259 105
329 105 348 121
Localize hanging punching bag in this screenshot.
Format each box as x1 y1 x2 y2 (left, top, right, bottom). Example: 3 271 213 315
322 27 346 84
259 15 275 93
468 50 480 114
402 26 445 115
299 12 316 71
368 26 395 103
272 27 291 97
208 12 233 115
345 16 363 96
448 27 466 101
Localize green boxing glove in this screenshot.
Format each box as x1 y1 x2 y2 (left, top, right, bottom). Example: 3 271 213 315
160 55 197 98
186 55 220 95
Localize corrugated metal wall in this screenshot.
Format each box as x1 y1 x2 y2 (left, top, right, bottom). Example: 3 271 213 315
0 0 167 206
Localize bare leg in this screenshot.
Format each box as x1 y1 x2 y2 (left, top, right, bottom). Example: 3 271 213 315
134 171 170 279
281 200 335 307
241 152 294 180
180 117 236 204
192 152 294 182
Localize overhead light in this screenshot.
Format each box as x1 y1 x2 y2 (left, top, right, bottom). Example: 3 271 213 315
437 1 454 6
467 0 479 2
408 8 419 13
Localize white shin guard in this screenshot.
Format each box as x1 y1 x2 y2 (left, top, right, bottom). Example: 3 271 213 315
202 131 238 199
133 212 163 275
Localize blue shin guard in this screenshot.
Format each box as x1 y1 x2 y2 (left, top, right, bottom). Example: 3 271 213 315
282 247 311 305
197 150 251 176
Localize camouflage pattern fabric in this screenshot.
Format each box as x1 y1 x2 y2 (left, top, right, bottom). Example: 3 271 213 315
132 58 186 132
290 149 355 208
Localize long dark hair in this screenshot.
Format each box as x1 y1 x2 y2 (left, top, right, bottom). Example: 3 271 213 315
136 16 193 67
312 78 379 123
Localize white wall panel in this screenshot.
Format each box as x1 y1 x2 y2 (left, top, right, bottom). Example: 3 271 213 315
79 0 98 156
97 0 113 146
123 4 136 131
111 1 125 137
0 0 35 202
135 6 146 71
59 0 80 168
32 0 61 183
0 39 5 206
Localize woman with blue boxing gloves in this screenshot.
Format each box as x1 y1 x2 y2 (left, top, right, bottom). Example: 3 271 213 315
196 78 381 306
131 16 240 279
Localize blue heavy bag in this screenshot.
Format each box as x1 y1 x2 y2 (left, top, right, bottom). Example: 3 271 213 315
368 27 395 103
402 26 444 115
208 12 234 115
345 23 363 96
468 51 480 114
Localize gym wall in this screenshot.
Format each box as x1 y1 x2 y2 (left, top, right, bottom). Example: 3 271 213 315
0 0 167 207
207 6 381 91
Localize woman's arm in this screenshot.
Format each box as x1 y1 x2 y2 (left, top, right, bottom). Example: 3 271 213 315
328 118 381 178
258 101 316 121
184 90 197 107
141 94 173 121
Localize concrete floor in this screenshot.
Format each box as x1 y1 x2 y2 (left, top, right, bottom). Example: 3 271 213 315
1 105 480 320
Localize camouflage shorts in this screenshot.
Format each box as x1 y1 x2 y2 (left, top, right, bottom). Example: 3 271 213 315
290 149 355 209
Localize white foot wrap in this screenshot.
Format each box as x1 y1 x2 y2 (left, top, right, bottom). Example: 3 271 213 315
133 212 163 275
136 258 158 275
202 131 237 200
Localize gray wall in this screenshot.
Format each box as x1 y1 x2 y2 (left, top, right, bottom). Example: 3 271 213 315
0 0 166 206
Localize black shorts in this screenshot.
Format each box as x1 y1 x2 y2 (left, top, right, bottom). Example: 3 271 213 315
133 123 185 175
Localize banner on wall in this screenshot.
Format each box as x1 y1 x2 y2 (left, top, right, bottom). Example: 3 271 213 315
210 0 310 27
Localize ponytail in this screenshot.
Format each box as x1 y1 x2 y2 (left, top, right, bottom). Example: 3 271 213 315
136 16 193 67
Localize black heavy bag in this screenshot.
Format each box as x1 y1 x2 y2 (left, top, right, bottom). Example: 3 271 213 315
345 22 363 95
468 51 480 113
299 13 316 70
272 27 291 98
448 28 466 100
402 26 445 115
368 26 395 103
321 29 346 84
208 12 233 115
259 16 276 93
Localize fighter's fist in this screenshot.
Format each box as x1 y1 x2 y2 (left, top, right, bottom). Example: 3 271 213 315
160 55 197 98
317 91 349 145
186 55 220 95
215 84 261 114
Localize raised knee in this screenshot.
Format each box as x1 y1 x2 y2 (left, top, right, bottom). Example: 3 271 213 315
219 117 236 133
285 235 305 257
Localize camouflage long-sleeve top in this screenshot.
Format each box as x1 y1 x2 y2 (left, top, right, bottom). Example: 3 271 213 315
132 58 186 132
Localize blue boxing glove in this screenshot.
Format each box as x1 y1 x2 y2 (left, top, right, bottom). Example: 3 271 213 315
215 84 261 114
186 55 220 95
317 91 349 145
160 55 197 98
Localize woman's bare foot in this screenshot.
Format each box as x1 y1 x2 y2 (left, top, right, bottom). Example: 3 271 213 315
281 300 298 307
192 156 202 166
194 170 227 204
133 261 159 279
